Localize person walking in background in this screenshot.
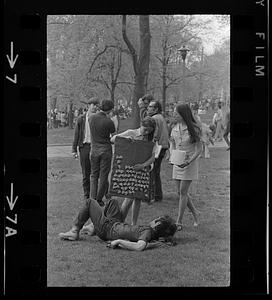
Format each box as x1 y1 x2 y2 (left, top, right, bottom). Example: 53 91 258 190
200 122 214 158
191 103 202 126
137 94 154 121
169 103 203 230
146 100 169 202
223 108 230 151
213 102 224 142
89 99 116 207
72 97 100 200
110 117 158 225
60 111 66 127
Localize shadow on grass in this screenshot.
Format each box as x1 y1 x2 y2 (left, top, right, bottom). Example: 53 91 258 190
175 236 199 245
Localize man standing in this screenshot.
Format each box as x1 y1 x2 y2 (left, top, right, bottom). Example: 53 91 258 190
137 94 154 121
72 97 100 199
213 102 224 142
147 100 169 202
89 99 115 207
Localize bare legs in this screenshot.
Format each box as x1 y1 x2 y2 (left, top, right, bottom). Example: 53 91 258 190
131 199 141 225
187 196 199 226
120 198 141 225
120 198 133 222
175 179 199 226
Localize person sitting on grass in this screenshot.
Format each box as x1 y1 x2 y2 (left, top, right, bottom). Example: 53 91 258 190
59 197 177 251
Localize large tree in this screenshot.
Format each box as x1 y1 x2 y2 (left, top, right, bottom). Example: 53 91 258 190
122 15 151 128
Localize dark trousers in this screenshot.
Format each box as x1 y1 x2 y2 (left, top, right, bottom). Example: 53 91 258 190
151 148 167 201
74 198 123 239
79 143 91 199
90 150 112 203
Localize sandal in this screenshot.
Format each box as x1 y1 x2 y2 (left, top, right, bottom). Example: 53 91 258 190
175 223 183 231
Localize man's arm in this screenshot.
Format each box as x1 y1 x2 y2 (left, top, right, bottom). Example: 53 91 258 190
109 239 147 251
108 118 116 136
152 116 160 142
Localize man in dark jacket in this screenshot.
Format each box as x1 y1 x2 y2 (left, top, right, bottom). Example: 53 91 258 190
89 99 116 207
72 97 100 199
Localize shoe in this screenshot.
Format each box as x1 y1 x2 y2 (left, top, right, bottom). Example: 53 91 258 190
81 223 96 236
59 228 79 241
175 223 183 231
154 198 162 202
150 198 162 203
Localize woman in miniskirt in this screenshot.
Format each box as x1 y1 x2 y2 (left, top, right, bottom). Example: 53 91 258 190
169 104 203 230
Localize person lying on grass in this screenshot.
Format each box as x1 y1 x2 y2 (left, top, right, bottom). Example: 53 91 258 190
59 197 177 251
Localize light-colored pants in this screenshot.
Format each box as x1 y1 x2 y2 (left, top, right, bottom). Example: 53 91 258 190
214 120 223 140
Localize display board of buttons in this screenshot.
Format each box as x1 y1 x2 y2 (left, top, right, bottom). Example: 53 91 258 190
109 136 154 201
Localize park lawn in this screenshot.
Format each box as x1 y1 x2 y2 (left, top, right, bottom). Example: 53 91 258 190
47 147 230 287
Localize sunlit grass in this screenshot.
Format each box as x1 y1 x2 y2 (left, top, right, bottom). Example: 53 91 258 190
47 145 230 287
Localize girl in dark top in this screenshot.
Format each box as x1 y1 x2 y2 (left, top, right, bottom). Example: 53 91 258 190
110 116 158 225
59 197 177 251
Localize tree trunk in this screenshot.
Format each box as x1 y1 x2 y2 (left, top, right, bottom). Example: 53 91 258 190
68 102 74 129
110 88 115 104
162 64 167 114
198 47 204 103
122 15 151 129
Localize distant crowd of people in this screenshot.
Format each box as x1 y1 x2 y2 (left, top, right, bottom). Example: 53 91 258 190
58 94 230 251
47 103 133 130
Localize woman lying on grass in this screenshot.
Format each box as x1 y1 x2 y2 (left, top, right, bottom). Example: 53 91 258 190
59 197 177 251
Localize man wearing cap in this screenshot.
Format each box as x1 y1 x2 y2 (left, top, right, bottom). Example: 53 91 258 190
72 97 100 199
89 99 116 207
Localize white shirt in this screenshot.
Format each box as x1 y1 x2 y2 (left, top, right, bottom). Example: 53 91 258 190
83 113 91 144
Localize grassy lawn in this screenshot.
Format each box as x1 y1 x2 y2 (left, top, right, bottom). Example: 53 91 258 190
47 146 230 286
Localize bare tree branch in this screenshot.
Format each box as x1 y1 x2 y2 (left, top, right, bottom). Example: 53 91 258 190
116 81 135 85
114 51 122 83
87 45 111 75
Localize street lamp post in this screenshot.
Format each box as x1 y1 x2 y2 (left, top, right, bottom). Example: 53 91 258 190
178 45 190 103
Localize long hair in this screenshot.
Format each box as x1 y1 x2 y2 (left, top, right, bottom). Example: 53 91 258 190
152 215 177 240
141 116 156 142
176 103 201 144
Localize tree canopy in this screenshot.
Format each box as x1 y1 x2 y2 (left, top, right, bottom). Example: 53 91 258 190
47 14 230 122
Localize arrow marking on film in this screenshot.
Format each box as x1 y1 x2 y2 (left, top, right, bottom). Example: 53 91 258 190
6 74 17 84
6 42 19 69
6 183 18 211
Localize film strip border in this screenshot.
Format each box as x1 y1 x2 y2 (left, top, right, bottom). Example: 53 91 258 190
231 9 268 294
4 9 46 295
3 3 268 296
